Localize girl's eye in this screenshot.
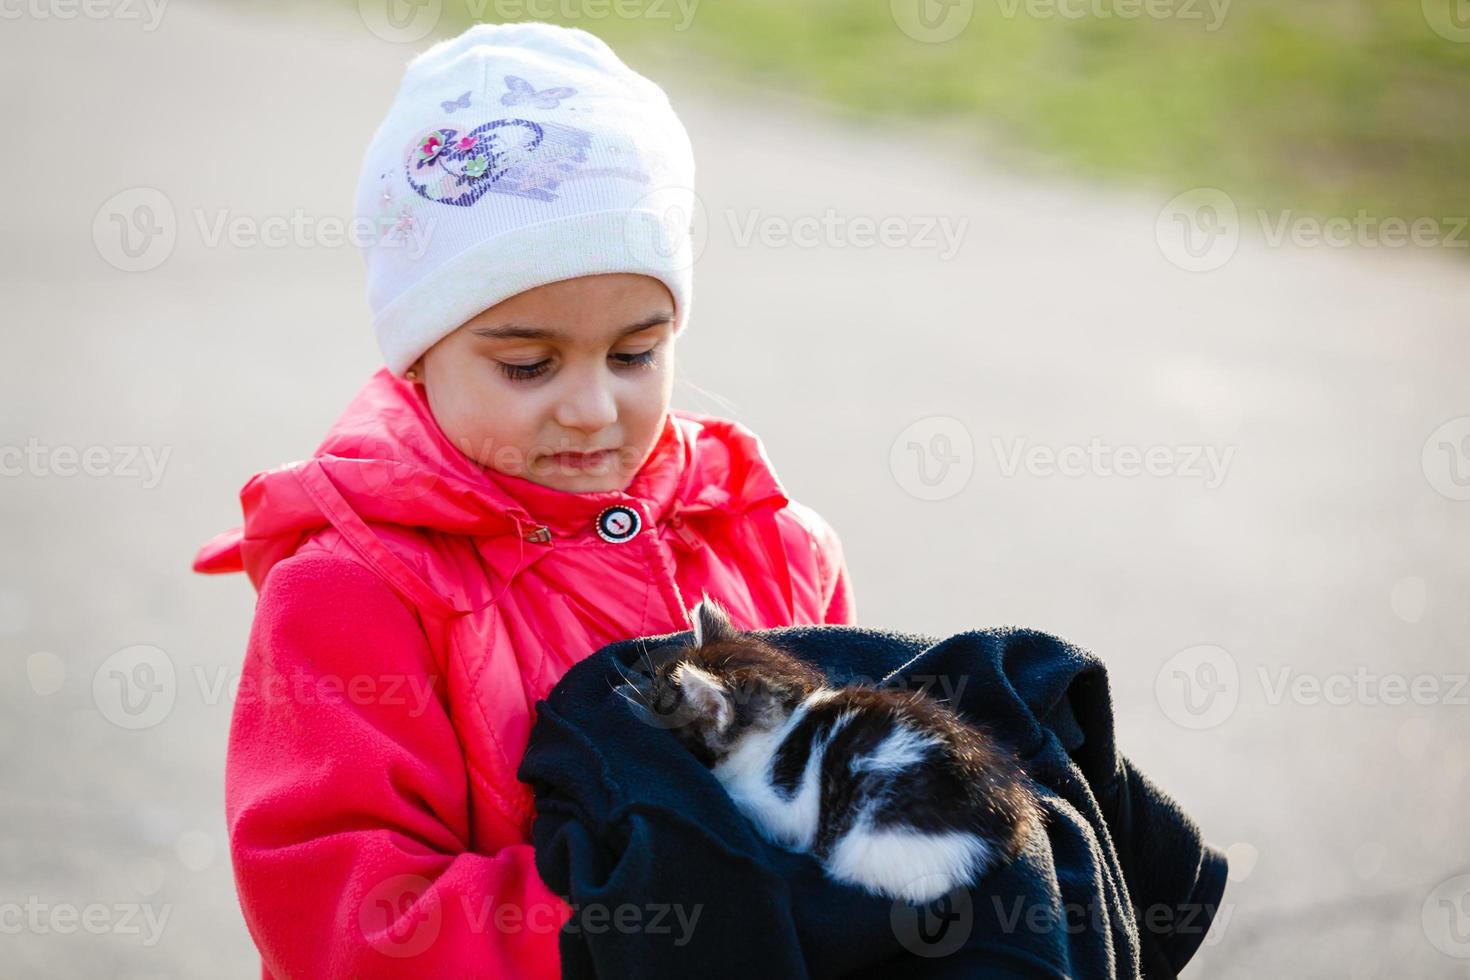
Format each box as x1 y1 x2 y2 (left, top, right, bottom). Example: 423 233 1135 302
499 359 551 381
612 348 658 369
498 348 658 383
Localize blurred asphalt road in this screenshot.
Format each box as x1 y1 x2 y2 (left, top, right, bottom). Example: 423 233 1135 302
2 3 1469 977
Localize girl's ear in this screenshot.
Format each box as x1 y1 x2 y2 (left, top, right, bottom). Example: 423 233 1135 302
691 593 737 647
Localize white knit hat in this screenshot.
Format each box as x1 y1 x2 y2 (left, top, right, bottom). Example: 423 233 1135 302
354 22 696 376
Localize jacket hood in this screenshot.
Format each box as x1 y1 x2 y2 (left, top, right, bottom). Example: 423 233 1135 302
193 368 791 599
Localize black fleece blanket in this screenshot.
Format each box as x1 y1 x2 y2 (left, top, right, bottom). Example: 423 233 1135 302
517 625 1228 979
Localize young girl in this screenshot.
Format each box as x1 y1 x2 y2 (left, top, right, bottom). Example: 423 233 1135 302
192 21 854 980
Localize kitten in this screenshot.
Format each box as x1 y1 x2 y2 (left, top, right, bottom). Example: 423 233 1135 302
614 597 1041 904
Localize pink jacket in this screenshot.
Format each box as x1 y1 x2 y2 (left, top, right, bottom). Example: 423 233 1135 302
193 368 855 979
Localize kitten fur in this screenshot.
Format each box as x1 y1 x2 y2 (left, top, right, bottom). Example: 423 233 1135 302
615 596 1042 904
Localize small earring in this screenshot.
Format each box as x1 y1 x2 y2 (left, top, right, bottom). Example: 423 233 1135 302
405 367 419 381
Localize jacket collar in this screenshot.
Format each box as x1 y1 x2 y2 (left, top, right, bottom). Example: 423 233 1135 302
193 369 792 588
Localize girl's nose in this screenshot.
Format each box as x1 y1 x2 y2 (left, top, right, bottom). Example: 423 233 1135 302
553 370 619 433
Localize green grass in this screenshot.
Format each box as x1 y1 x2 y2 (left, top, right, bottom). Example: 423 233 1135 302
318 0 1470 230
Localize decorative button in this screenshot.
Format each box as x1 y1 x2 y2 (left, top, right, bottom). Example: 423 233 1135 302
595 504 642 543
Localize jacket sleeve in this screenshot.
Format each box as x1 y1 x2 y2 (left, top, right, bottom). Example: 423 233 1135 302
226 551 568 979
790 502 857 625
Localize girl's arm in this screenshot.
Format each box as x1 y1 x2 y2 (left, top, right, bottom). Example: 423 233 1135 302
824 550 856 626
802 503 856 626
227 552 566 979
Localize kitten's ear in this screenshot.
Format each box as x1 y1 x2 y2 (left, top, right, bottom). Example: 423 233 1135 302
676 663 733 733
691 593 737 647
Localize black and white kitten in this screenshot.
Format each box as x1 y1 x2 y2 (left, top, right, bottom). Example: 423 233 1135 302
615 597 1041 904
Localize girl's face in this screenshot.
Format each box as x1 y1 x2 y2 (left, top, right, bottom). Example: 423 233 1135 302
409 273 677 494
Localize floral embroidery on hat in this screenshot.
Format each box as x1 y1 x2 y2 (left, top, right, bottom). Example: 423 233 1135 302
500 74 577 110
405 116 649 206
368 172 426 249
417 131 449 164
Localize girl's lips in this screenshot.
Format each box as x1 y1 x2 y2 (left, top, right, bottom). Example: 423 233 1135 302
544 449 616 470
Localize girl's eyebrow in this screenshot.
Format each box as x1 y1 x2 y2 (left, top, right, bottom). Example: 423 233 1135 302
470 312 674 341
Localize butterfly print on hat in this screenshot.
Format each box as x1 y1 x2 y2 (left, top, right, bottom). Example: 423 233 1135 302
440 90 472 114
405 116 648 206
500 74 577 109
